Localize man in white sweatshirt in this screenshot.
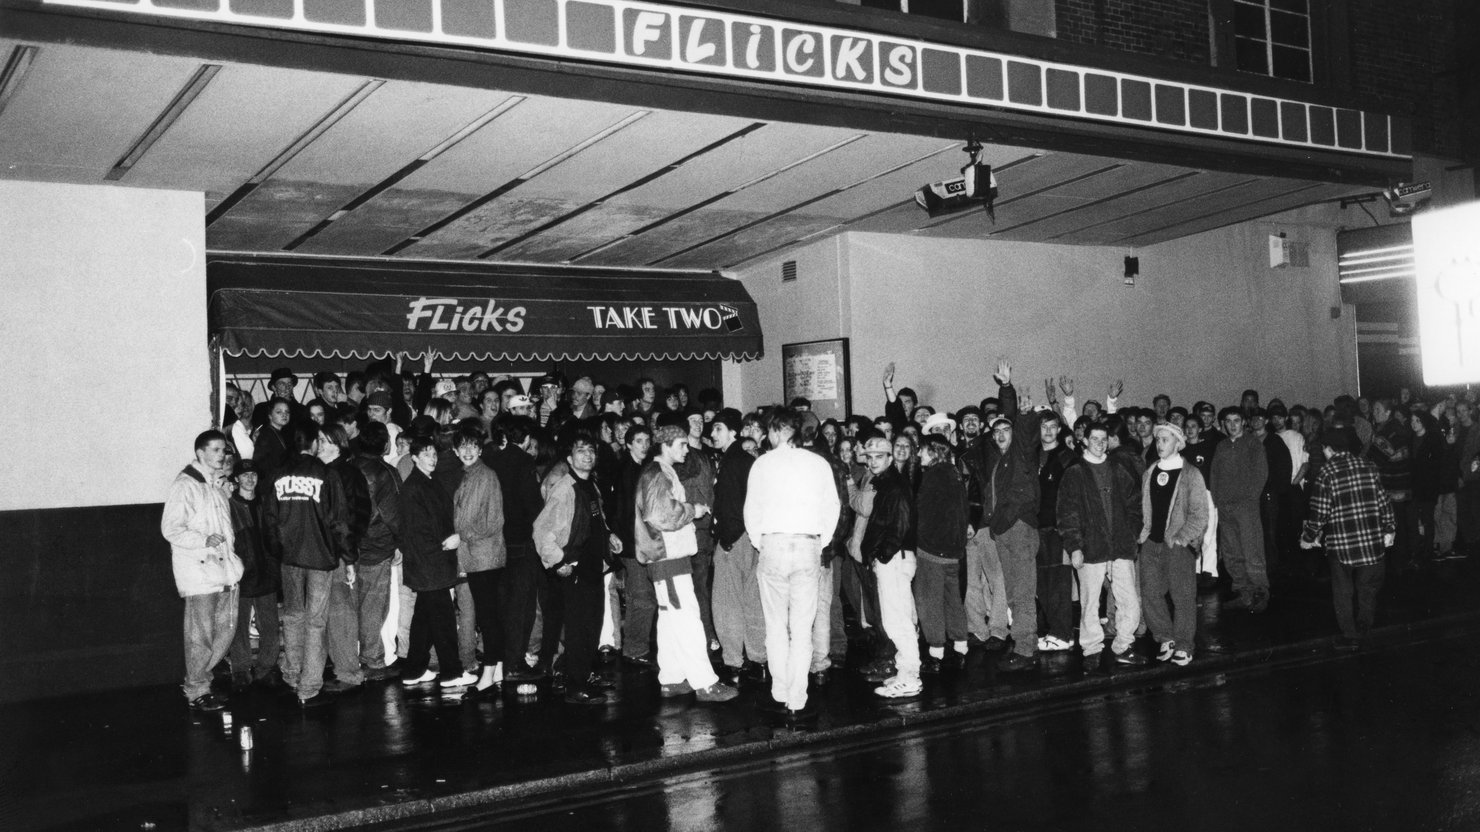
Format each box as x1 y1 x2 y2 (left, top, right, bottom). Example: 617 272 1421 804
744 409 841 717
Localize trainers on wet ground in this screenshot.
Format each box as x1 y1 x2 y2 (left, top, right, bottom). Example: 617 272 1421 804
694 682 739 702
874 676 923 698
1037 635 1074 652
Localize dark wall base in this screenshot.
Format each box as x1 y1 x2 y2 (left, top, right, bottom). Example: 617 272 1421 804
0 503 181 703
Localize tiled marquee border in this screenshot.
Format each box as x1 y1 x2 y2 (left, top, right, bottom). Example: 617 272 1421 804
46 0 1408 159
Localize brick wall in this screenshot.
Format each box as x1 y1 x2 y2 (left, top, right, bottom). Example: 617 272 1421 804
1054 0 1210 63
1050 0 1467 160
1348 0 1461 158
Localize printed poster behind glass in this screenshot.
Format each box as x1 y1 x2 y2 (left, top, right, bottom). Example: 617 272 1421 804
782 338 851 422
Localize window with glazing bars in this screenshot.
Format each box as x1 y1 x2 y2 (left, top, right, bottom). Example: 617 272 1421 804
1233 0 1312 82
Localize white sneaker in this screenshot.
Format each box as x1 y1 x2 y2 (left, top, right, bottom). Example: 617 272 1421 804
1157 641 1176 662
1037 635 1074 652
873 675 923 698
401 669 437 686
439 671 478 688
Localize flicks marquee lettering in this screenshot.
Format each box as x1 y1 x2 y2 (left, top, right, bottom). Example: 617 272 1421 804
407 297 526 332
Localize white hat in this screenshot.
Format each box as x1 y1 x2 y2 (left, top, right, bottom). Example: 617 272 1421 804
923 412 957 435
508 394 534 409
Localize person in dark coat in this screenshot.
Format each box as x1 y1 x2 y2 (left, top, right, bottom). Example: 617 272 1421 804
1058 423 1145 669
319 424 371 694
397 435 470 688
482 417 547 683
226 459 281 688
912 434 968 674
262 426 351 707
350 420 402 681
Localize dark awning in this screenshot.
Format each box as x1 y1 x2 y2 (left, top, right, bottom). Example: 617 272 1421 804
207 254 763 363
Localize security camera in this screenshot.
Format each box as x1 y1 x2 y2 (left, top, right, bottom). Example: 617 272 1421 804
1382 181 1431 216
915 139 998 221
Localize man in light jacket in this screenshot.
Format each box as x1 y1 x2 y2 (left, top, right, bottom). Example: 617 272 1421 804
637 424 739 703
161 430 243 712
1139 424 1209 667
534 433 622 704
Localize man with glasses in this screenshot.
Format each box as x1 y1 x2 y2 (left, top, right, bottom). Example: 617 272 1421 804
961 361 1042 672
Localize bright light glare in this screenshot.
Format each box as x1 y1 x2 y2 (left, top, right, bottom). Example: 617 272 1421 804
1413 201 1480 386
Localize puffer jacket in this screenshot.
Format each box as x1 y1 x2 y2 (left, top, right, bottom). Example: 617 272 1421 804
262 453 350 571
1138 461 1210 549
161 462 242 597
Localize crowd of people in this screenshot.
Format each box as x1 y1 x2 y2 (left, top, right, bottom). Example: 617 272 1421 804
160 359 1480 720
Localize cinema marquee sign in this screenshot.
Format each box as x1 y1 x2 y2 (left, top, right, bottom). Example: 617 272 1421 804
47 0 1406 159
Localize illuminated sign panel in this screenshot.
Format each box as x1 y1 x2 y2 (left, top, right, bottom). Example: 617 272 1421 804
44 0 1406 159
1413 201 1480 386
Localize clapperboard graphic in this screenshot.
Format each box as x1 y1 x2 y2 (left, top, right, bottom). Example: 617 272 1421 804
719 304 744 333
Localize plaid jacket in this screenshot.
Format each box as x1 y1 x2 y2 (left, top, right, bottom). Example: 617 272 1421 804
1301 452 1395 567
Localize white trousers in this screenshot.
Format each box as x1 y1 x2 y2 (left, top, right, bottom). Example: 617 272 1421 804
654 573 719 690
757 533 822 710
1077 559 1141 656
874 552 920 681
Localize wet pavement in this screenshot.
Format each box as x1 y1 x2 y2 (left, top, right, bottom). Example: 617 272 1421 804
5 558 1480 832
410 626 1480 832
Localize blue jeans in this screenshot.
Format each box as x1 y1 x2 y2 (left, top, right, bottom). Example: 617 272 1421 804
280 564 333 699
183 587 238 701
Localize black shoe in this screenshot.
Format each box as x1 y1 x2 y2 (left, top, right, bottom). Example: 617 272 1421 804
660 681 694 698
363 664 399 683
549 672 567 691
1113 648 1148 666
622 654 657 671
321 679 362 695
920 657 943 675
564 687 607 705
255 671 290 691
504 665 545 683
756 695 788 714
1222 595 1253 611
786 699 820 720
586 672 616 690
719 665 742 685
297 691 337 708
463 682 500 701
188 693 225 712
982 636 1008 652
741 660 770 683
809 669 829 686
1249 592 1270 614
1334 635 1361 652
997 653 1037 673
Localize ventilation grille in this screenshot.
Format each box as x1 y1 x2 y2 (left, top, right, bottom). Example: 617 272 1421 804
781 260 798 283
